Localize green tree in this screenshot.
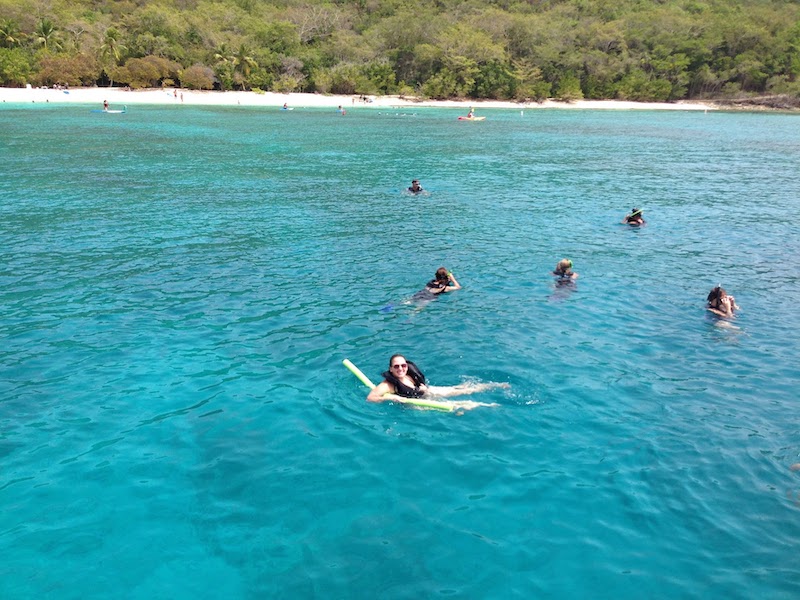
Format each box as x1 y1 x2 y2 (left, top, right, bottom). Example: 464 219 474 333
231 45 257 90
473 60 515 99
252 22 301 56
33 18 62 52
272 55 306 92
116 55 180 88
731 52 769 91
511 58 551 101
100 27 126 65
35 53 100 86
99 27 126 86
64 22 89 53
0 19 25 48
362 61 396 94
688 64 721 98
615 68 671 101
554 71 584 101
180 64 215 89
0 47 32 86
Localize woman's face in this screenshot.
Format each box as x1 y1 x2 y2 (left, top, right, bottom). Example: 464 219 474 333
390 356 408 375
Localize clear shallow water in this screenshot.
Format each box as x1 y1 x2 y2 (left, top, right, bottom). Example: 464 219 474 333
2 103 800 599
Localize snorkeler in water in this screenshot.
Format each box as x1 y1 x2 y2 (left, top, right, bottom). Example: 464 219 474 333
410 267 461 301
706 285 740 318
553 259 578 279
408 179 424 193
622 208 646 226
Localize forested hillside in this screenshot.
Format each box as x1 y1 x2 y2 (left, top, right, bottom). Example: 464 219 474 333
1 0 799 102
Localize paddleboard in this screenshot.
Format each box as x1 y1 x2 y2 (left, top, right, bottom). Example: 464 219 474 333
92 106 127 114
458 116 485 121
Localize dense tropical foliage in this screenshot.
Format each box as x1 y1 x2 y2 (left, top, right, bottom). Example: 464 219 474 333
1 0 799 101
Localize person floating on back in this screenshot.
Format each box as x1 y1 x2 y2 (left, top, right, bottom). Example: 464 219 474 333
623 208 645 226
408 179 424 194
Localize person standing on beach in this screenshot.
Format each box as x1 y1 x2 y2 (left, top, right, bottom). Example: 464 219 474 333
103 99 108 111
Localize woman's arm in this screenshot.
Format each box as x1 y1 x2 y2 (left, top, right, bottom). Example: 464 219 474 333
367 381 396 402
446 273 461 290
707 306 731 318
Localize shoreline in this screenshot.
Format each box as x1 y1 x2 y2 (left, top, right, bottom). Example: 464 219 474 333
0 86 719 112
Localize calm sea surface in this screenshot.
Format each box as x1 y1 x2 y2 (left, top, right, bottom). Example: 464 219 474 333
2 103 800 599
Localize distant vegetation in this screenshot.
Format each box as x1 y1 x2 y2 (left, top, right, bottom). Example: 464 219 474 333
1 0 799 102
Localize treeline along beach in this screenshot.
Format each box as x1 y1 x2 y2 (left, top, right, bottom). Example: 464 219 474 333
1 0 799 103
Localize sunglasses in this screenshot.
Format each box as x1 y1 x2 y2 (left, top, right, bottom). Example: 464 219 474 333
391 363 408 369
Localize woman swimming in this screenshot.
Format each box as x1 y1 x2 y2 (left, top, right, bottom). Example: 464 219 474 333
553 259 578 279
622 208 646 226
411 267 461 301
366 354 508 404
707 286 740 318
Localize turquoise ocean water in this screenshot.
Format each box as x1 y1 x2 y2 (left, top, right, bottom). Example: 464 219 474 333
2 103 800 598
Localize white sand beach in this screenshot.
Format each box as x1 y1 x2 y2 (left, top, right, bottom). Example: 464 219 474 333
0 85 718 111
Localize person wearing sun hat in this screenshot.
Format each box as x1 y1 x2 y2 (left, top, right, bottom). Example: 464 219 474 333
623 207 646 226
553 259 578 279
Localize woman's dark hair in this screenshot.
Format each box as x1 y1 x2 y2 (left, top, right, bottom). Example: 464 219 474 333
707 286 726 304
385 355 426 386
435 267 449 282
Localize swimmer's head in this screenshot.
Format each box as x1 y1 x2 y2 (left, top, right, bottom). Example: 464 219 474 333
630 208 642 217
435 267 449 282
389 354 407 370
557 259 573 271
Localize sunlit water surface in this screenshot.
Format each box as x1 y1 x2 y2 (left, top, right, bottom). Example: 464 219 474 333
2 103 800 599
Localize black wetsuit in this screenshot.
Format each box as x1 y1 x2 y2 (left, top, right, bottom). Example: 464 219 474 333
411 279 448 301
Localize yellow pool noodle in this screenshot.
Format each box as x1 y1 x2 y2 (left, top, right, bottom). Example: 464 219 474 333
342 358 376 389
